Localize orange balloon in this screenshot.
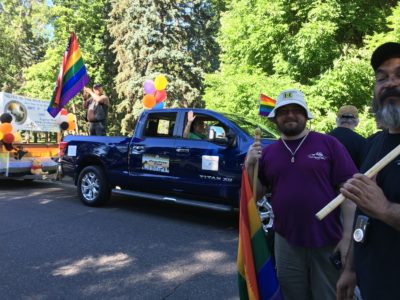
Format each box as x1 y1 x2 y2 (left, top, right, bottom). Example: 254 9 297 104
0 123 12 134
68 121 76 131
143 94 156 108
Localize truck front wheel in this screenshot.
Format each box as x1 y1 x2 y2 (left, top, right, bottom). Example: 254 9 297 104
77 166 110 207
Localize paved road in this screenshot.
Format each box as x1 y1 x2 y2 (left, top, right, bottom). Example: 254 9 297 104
0 179 239 300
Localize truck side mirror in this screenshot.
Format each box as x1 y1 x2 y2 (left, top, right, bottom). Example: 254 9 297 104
208 125 233 146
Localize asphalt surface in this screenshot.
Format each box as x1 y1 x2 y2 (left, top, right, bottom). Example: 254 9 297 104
0 178 239 300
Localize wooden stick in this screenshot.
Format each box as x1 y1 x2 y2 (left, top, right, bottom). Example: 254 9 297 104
316 144 400 220
252 128 261 196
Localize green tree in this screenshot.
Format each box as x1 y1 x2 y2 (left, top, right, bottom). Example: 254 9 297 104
109 0 220 134
205 0 400 137
0 0 49 92
19 0 118 135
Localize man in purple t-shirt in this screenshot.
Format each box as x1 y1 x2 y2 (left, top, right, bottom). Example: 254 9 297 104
245 89 357 300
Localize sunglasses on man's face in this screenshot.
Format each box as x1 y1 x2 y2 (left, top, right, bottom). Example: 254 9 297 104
276 107 305 116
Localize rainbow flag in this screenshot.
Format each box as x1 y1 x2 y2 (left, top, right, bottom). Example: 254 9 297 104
47 32 89 117
259 94 276 117
238 166 282 300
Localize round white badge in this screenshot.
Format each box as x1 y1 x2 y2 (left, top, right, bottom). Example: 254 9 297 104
353 228 364 242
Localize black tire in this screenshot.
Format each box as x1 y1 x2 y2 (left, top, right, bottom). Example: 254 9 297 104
77 166 110 207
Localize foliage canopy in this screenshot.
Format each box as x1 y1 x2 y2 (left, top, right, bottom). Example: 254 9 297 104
1 0 400 137
204 0 400 136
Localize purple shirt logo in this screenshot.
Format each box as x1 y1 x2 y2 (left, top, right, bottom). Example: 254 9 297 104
308 152 327 160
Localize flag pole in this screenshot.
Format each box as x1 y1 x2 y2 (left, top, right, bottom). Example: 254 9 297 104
71 103 79 134
316 144 400 220
252 128 261 196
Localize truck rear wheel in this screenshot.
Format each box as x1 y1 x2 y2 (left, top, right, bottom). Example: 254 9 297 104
77 166 110 207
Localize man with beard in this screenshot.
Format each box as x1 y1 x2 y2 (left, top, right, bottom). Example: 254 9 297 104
246 89 357 300
337 42 400 300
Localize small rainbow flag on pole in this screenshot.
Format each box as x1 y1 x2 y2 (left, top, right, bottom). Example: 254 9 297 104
259 94 276 117
238 166 283 300
47 32 89 117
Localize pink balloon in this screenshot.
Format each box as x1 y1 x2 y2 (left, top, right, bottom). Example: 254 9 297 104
155 90 167 103
143 80 156 94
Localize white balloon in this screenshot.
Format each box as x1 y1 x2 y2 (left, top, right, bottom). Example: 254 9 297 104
58 115 68 124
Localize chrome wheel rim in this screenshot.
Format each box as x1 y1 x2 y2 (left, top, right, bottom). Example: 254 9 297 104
257 195 274 234
81 171 100 202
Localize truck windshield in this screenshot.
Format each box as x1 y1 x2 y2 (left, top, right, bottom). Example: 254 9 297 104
223 114 277 139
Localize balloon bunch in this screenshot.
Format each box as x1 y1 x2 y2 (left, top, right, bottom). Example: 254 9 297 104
142 75 168 109
58 108 77 131
0 113 22 151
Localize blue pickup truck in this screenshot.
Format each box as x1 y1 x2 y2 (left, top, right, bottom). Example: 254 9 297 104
61 108 276 227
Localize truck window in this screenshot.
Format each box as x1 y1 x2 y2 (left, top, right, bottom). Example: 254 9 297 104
144 113 176 138
183 112 226 141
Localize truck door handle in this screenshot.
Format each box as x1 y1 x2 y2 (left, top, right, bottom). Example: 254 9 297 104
131 145 145 154
176 148 189 153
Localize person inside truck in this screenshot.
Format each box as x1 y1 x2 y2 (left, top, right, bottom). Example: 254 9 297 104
183 110 207 139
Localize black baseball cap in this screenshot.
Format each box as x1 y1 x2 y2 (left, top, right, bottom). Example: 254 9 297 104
371 42 400 71
93 83 102 89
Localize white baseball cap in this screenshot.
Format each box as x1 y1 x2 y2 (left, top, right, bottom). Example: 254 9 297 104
267 89 313 119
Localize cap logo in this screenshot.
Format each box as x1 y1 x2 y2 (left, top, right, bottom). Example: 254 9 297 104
283 92 293 99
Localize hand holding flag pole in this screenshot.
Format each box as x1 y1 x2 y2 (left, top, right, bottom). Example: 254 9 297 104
316 144 400 220
237 127 283 300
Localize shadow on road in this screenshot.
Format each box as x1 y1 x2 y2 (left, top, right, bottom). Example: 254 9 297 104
110 193 239 233
0 178 239 232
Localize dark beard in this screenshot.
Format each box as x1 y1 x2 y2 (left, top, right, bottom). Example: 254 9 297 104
376 102 400 129
276 121 306 136
373 87 400 113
